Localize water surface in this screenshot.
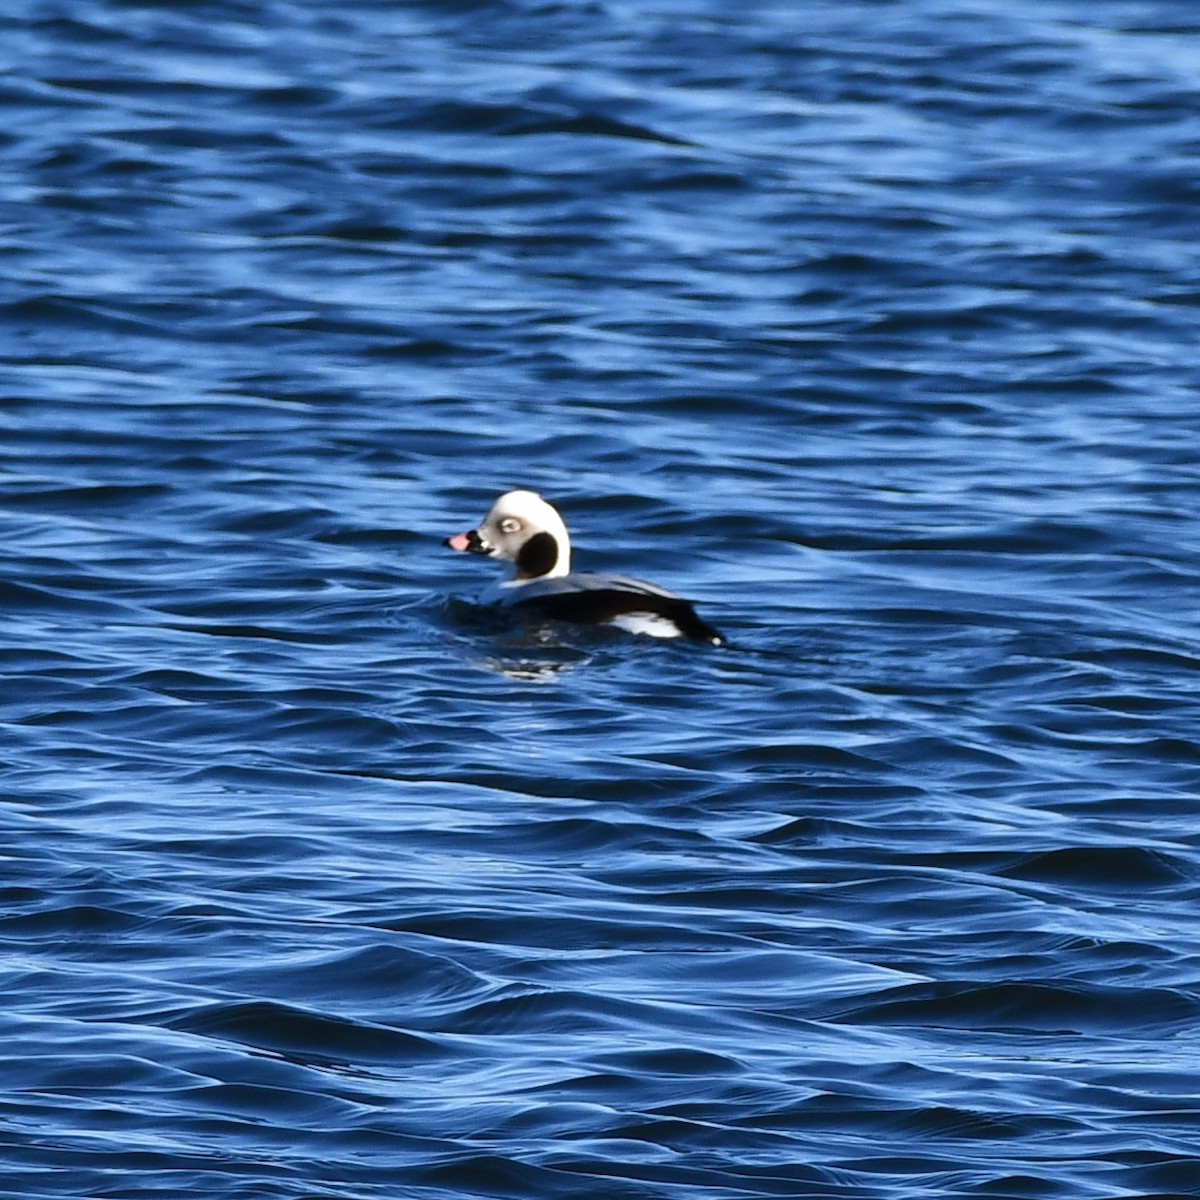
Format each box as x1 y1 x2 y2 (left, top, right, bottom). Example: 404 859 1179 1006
3 2 1200 1197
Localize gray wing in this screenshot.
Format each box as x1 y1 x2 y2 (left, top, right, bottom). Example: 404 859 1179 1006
502 573 681 602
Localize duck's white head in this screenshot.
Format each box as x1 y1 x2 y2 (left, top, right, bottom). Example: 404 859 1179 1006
444 490 571 580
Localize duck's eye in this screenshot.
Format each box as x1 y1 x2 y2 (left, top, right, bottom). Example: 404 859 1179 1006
499 517 521 534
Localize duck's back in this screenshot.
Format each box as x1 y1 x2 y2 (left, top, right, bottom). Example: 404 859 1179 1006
495 573 723 645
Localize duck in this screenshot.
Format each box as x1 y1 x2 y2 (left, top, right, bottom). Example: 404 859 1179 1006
444 490 723 645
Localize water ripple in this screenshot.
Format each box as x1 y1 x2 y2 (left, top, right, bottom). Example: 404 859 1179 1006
4 0 1200 1197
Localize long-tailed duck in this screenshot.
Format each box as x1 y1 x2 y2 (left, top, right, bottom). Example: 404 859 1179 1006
444 490 723 646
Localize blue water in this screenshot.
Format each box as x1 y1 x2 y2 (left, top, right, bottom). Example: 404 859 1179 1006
4 2 1200 1197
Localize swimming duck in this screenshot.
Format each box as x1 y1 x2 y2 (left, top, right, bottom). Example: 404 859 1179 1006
444 490 723 645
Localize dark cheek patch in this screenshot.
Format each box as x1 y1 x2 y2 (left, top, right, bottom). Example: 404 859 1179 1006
516 531 559 578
